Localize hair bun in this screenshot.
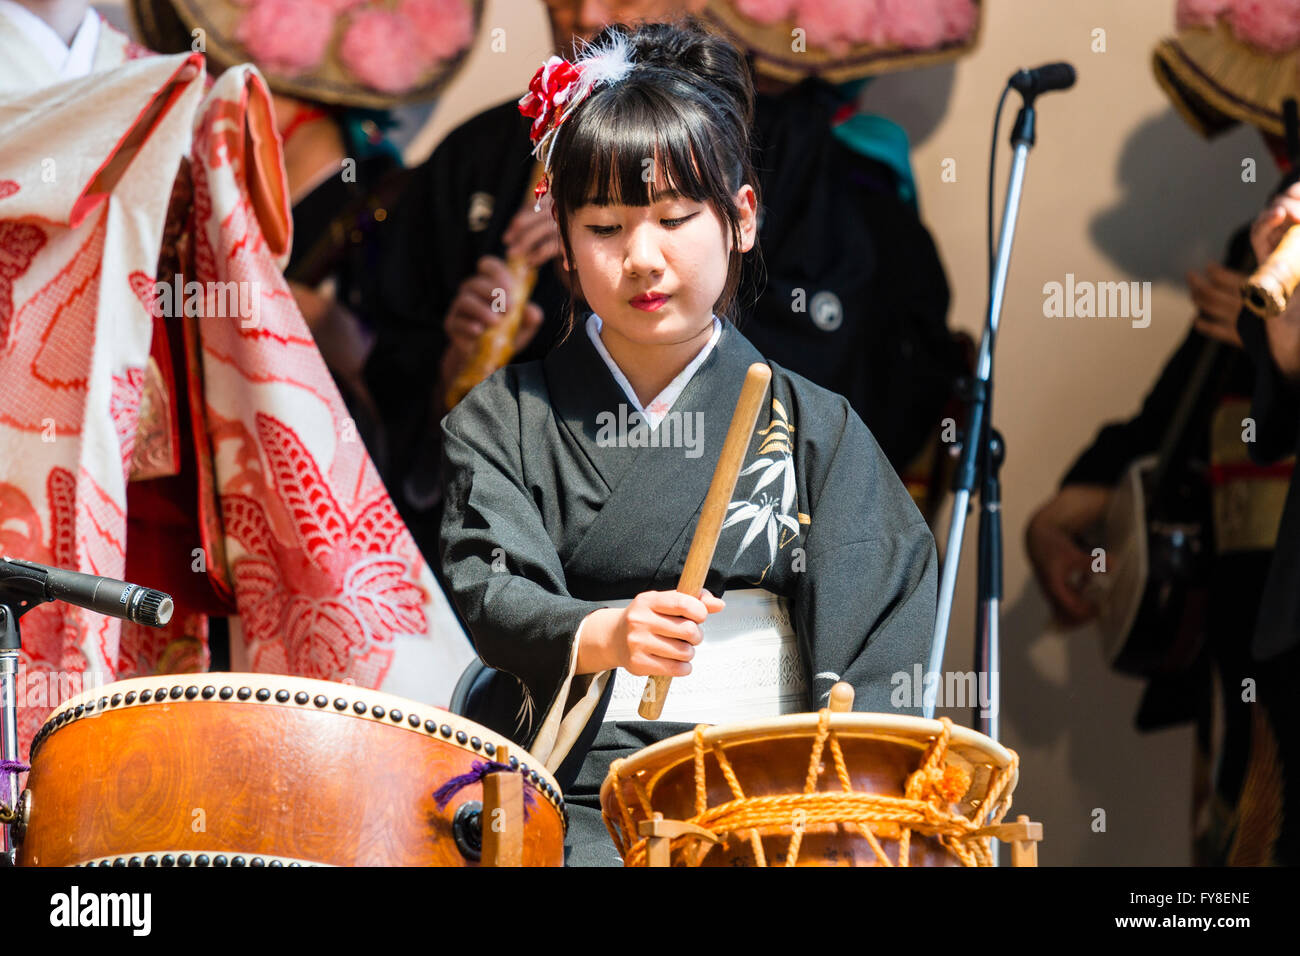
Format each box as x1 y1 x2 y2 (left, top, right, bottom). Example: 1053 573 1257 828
594 18 755 126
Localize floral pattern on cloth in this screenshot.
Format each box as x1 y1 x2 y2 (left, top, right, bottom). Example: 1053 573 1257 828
0 45 471 763
179 65 472 698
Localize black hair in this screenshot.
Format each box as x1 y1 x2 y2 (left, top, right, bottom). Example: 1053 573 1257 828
547 17 762 336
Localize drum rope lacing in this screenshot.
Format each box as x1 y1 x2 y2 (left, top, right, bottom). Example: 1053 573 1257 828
605 712 1019 866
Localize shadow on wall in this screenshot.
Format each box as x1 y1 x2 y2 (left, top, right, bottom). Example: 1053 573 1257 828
1091 110 1266 282
858 62 956 149
990 579 1193 866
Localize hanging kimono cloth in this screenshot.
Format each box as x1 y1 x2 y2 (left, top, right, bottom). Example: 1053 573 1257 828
0 42 473 760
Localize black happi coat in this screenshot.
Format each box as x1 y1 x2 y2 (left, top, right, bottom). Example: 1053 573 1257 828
439 321 937 861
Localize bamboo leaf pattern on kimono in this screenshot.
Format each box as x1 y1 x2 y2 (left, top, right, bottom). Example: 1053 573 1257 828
724 397 800 579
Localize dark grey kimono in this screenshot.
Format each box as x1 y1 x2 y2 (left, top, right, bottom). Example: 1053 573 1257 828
440 321 937 865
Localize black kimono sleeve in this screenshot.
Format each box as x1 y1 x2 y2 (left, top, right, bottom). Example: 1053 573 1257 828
1237 312 1300 464
1235 299 1300 659
1062 328 1214 486
438 369 603 743
793 395 938 714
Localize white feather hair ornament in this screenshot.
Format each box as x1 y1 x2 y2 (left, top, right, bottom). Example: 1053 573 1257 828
518 30 637 209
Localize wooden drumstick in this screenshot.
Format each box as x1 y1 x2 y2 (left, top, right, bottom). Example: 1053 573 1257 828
639 362 773 719
1244 222 1300 317
444 163 546 409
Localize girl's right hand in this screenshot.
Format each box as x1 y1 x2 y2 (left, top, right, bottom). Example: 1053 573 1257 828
576 589 725 677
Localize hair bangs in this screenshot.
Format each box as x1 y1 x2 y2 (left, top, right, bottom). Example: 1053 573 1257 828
555 86 717 212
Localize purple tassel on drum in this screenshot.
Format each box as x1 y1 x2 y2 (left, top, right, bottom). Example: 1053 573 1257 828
432 761 537 820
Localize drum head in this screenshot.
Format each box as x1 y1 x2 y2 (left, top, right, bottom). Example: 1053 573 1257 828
21 674 564 867
601 712 1017 867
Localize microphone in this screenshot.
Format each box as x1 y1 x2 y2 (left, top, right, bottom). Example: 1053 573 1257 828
1009 62 1076 98
0 557 173 627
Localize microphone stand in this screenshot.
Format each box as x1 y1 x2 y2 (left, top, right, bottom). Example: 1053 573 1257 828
0 595 31 867
0 565 172 865
927 93 1043 746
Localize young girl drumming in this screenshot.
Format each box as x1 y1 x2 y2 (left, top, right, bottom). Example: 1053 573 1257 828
439 18 938 866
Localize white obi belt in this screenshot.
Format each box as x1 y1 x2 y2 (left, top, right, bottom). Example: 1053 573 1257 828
603 588 807 724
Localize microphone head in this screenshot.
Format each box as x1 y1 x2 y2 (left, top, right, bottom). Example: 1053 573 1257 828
135 589 174 627
1040 62 1077 91
1009 67 1034 92
1009 62 1077 96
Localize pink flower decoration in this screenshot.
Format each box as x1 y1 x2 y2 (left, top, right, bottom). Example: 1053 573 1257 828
939 0 980 43
736 0 800 25
236 0 333 75
340 9 428 94
799 0 883 50
876 0 947 50
1227 0 1300 54
1176 0 1232 29
400 0 476 62
737 0 979 50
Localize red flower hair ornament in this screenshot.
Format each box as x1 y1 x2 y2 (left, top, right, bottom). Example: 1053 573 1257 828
518 31 636 209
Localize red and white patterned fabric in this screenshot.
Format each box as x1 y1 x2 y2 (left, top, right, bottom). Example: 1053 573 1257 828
0 21 471 760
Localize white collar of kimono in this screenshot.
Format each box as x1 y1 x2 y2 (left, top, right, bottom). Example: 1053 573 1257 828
0 1 99 80
586 313 722 429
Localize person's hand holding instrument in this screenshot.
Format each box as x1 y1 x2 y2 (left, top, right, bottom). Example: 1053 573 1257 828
1189 263 1247 348
1248 180 1300 380
640 362 773 719
444 164 548 409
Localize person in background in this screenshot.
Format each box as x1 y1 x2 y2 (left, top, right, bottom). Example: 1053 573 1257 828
131 0 484 478
1027 3 1299 865
365 0 964 564
0 0 476 759
439 19 937 864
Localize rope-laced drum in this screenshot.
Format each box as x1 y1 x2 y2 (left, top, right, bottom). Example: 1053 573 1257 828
15 674 564 867
602 685 1037 867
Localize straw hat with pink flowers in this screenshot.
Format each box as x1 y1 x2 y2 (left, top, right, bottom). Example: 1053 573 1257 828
1154 0 1300 139
130 0 484 108
702 0 984 84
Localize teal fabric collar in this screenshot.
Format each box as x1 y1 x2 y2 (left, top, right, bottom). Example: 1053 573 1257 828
831 111 917 210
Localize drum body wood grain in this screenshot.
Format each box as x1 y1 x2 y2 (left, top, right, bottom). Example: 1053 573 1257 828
602 712 1019 867
17 674 564 867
